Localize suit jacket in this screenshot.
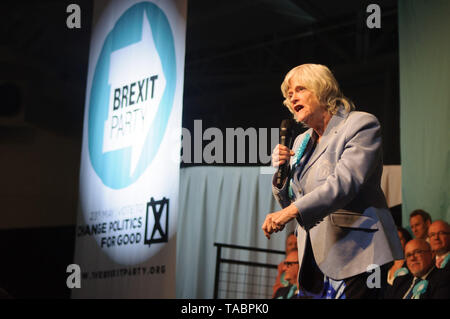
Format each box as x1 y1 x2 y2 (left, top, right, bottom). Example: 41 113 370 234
273 284 299 299
273 107 403 280
385 267 450 299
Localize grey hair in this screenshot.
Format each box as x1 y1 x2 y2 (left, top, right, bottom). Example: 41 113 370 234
281 64 355 116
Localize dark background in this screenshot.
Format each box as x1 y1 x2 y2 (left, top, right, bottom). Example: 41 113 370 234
0 0 400 298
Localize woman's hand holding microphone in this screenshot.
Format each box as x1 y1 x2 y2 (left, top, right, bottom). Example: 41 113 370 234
262 144 298 239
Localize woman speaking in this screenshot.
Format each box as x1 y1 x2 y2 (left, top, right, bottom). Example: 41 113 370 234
262 64 403 299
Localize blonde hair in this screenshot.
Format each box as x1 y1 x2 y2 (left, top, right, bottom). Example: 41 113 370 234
281 64 355 115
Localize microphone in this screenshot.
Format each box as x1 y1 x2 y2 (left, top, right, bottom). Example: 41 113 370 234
276 119 294 188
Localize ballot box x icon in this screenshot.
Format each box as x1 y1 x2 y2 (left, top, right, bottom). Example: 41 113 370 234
144 197 169 246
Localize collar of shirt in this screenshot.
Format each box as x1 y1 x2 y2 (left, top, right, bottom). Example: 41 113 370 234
436 251 450 267
436 251 450 261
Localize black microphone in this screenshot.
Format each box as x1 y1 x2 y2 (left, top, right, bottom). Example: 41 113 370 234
276 119 294 188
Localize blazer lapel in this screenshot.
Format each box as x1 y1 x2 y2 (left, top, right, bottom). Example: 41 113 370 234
300 108 349 180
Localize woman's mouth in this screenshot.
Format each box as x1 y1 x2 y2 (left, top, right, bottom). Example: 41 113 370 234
294 105 304 112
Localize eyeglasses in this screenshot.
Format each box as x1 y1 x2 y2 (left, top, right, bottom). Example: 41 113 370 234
429 231 450 238
405 249 431 260
283 261 299 267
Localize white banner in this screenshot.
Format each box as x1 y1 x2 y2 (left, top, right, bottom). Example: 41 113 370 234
72 0 186 298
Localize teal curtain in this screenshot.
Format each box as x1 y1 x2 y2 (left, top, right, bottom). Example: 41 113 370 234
399 1 450 224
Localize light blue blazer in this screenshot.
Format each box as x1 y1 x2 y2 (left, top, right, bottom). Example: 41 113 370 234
273 107 403 280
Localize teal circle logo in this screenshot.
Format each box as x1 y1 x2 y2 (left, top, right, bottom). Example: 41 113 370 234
88 2 176 189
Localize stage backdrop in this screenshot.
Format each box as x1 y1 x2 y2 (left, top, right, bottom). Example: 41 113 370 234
73 0 186 298
399 0 450 224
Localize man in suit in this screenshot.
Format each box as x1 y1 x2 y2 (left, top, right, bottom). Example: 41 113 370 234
262 64 403 299
385 239 450 299
273 251 300 299
428 220 450 269
272 232 298 298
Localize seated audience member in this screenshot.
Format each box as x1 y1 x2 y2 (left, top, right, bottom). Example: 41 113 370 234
428 220 450 269
409 209 432 240
272 232 297 298
387 226 412 285
273 251 299 299
385 239 450 299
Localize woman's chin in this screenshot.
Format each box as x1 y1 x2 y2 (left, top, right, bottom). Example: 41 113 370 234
295 115 304 122
296 117 309 127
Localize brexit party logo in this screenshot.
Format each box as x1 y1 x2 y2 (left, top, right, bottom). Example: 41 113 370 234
88 2 176 189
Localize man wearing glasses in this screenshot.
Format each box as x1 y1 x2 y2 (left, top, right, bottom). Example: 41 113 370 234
273 251 299 299
272 232 298 298
428 220 450 269
385 239 450 299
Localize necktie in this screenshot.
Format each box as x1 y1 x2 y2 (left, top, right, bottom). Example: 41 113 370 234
403 277 418 299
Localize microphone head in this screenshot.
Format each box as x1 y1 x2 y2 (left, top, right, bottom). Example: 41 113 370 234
280 119 294 137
